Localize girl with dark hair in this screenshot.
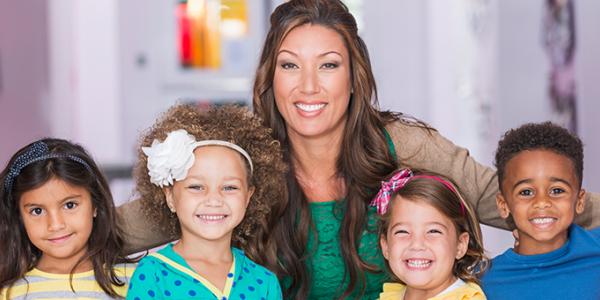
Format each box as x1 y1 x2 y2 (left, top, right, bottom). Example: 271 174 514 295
376 169 487 300
0 138 135 299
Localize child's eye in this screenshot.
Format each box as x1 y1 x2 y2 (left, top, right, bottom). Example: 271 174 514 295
223 185 239 191
550 188 565 195
29 207 44 216
518 189 534 197
64 201 78 210
280 62 298 70
320 62 339 69
427 229 443 234
393 229 409 236
188 185 204 191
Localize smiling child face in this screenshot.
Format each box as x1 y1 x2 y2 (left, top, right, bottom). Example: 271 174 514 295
380 197 469 298
496 149 585 255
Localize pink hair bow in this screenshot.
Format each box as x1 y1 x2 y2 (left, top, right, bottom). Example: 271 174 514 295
370 169 466 216
370 169 413 215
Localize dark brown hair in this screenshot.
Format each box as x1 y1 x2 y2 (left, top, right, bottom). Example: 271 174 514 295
253 0 400 297
134 104 287 261
495 121 584 192
0 138 134 298
378 171 488 284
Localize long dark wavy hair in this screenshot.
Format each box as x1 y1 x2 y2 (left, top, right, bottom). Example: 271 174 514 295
0 138 135 298
253 0 400 298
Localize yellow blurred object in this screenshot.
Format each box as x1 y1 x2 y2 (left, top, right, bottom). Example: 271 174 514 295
221 0 248 38
180 0 248 69
186 0 222 68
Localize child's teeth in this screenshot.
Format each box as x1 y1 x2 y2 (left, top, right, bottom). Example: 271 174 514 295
531 217 555 224
199 215 226 221
296 103 325 112
407 259 431 268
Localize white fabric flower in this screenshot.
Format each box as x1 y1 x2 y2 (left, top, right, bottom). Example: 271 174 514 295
142 129 198 187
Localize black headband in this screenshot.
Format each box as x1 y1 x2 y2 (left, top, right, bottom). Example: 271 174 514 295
3 141 93 194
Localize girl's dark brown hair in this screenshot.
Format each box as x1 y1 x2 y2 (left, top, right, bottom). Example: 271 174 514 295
378 171 488 284
253 0 403 297
134 104 287 261
0 138 134 298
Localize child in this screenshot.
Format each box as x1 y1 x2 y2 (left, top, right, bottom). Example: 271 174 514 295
375 169 488 300
126 104 285 300
481 122 600 299
0 138 135 299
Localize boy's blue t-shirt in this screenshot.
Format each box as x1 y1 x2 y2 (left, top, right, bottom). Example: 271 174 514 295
481 224 600 300
126 244 282 300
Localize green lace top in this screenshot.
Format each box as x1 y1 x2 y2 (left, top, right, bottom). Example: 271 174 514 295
302 129 396 299
306 201 390 299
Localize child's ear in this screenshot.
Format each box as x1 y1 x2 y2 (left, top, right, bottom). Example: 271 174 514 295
496 192 511 219
245 186 255 208
162 187 176 213
380 235 390 260
575 188 586 215
456 232 469 260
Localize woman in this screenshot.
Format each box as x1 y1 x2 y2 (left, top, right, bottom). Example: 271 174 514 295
119 0 600 299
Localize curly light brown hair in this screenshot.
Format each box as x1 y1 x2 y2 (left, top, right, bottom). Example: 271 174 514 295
134 104 287 261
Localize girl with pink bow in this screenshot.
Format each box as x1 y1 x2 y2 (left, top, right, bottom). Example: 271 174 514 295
374 169 488 300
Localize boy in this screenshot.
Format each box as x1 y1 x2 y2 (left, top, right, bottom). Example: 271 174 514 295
481 122 600 299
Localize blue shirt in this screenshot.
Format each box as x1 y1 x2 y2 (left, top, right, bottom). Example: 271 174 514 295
127 244 282 300
481 224 600 300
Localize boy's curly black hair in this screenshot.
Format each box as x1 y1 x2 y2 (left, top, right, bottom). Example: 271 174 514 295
494 121 584 192
134 104 287 261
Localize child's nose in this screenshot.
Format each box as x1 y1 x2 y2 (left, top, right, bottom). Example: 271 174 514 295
408 234 427 250
205 191 224 206
47 211 66 231
533 195 552 209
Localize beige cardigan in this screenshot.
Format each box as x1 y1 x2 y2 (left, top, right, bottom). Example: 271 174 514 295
117 120 599 253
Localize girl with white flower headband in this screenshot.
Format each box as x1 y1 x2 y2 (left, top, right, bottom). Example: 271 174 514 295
126 104 286 300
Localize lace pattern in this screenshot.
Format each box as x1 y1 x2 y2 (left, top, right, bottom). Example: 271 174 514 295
306 200 390 299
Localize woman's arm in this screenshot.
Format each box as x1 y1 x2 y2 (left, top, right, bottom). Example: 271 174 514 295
386 120 599 230
118 199 177 254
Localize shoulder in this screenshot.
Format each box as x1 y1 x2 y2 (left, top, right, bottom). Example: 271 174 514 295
379 282 405 300
384 119 435 142
570 224 600 248
481 250 513 280
384 119 460 162
590 226 600 240
234 248 278 280
113 263 137 279
0 273 32 300
431 282 485 300
130 255 165 281
458 282 485 300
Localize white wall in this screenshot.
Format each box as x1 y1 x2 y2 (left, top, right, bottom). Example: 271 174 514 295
0 0 50 168
577 1 600 193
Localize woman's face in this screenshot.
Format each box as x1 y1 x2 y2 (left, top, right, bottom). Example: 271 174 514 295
273 24 352 141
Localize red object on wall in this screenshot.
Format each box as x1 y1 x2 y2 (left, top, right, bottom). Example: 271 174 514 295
177 2 192 67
